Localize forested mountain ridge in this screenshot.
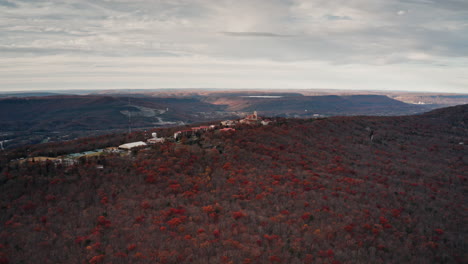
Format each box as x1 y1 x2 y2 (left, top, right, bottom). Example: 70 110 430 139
0 93 438 149
0 105 466 264
0 95 227 132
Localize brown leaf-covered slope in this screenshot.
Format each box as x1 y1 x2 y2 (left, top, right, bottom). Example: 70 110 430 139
0 105 466 264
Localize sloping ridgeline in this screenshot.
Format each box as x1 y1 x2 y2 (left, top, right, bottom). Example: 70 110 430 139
205 94 432 116
0 95 226 132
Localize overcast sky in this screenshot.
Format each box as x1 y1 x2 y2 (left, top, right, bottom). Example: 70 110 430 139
1 0 467 93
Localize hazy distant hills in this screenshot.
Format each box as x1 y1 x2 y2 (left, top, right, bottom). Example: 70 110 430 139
0 92 63 98
391 94 468 105
0 95 227 132
205 94 426 115
0 94 232 149
0 91 460 149
1 93 428 132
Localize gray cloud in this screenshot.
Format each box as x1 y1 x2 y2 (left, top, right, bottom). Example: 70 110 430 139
400 0 468 11
0 0 16 7
0 0 467 92
324 15 352 21
221 31 292 37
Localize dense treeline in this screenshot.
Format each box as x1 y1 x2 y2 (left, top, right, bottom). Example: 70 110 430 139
0 123 192 169
0 105 466 263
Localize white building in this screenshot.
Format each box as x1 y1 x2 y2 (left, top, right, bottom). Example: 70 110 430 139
147 132 165 144
261 120 272 126
240 111 260 125
118 141 147 150
221 120 237 127
148 138 165 144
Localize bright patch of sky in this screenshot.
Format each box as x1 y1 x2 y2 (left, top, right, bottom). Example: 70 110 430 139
0 0 467 93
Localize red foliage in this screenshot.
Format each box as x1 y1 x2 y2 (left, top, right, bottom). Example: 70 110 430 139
269 255 281 262
167 216 186 227
74 236 88 244
144 171 158 184
202 205 215 213
379 216 389 225
1 110 466 264
100 196 108 205
134 215 145 223
97 216 111 227
263 234 279 241
127 244 137 251
391 209 402 218
164 207 186 217
377 245 387 251
213 229 220 238
232 211 247 220
141 201 151 209
44 194 56 202
89 255 104 264
222 162 232 170
344 223 355 233
169 183 181 193
318 249 334 258
114 252 128 258
21 202 36 211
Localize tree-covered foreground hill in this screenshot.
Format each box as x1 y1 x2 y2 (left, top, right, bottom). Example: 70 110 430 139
0 105 466 264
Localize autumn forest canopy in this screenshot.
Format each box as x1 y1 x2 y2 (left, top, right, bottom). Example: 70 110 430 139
0 104 467 264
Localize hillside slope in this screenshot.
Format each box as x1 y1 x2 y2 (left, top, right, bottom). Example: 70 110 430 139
0 95 226 132
0 95 232 149
205 94 430 116
0 105 466 264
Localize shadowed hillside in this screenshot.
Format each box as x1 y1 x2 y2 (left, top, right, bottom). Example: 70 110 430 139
1 93 435 150
0 95 227 132
0 95 233 149
205 94 431 116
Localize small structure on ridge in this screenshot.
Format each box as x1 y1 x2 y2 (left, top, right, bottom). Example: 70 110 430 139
240 111 259 125
147 132 165 144
119 141 147 150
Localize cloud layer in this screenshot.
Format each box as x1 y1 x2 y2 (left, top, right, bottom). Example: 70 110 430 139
1 0 467 92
